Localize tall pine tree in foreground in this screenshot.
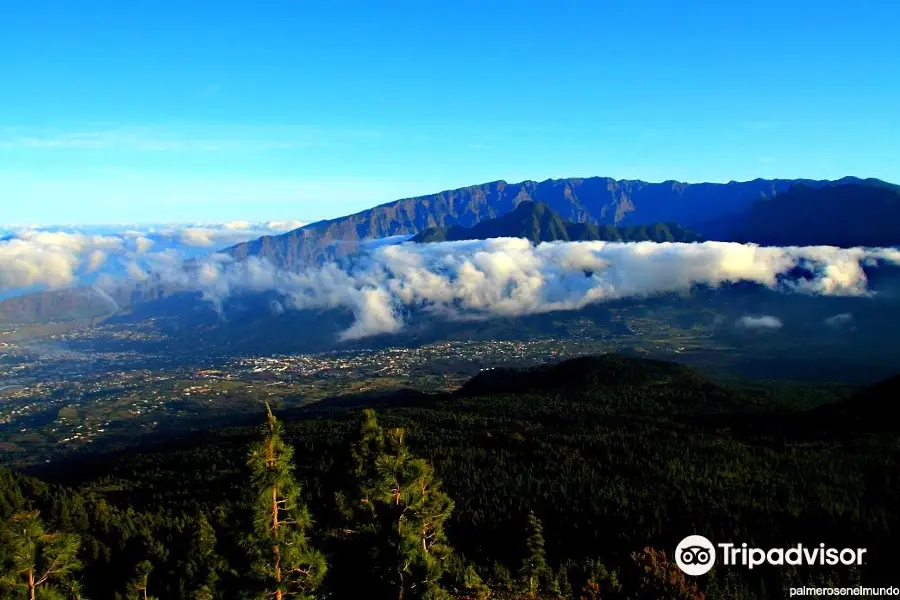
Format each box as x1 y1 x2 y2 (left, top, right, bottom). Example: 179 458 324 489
348 411 455 600
245 404 326 600
0 510 83 600
332 408 387 597
519 512 557 599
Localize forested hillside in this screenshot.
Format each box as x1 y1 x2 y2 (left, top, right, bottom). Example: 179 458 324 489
410 202 704 244
1 355 896 599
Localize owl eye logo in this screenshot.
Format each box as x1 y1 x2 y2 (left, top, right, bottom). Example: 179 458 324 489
678 546 712 565
675 535 716 576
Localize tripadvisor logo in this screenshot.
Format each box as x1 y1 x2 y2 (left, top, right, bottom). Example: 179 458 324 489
676 535 717 576
675 535 868 576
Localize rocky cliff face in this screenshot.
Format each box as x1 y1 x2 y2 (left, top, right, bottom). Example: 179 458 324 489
224 176 838 269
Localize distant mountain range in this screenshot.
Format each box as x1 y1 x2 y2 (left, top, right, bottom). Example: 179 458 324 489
3 176 899 327
410 201 705 244
224 176 892 270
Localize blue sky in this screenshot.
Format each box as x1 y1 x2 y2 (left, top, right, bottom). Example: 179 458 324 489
1 0 898 225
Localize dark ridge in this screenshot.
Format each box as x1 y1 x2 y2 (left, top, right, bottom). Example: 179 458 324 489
790 373 900 434
410 201 705 244
733 182 900 247
311 387 442 410
458 354 718 397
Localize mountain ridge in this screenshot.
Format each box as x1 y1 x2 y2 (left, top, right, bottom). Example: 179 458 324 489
225 176 873 269
2 176 897 326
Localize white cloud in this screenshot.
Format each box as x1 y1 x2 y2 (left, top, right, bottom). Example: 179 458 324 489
135 236 155 254
736 315 783 330
221 221 252 230
131 238 900 341
178 228 217 247
824 312 854 327
5 228 900 341
0 221 306 291
165 221 309 248
0 230 124 290
84 249 108 274
265 220 305 231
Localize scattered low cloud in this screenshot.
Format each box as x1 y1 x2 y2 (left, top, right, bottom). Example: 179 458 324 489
0 125 381 153
0 130 299 152
736 315 783 330
135 236 155 254
824 312 854 328
164 221 307 248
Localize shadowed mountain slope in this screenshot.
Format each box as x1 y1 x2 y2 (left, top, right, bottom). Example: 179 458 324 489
410 201 705 244
732 182 900 247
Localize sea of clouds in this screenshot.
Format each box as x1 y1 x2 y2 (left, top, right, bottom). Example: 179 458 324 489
119 238 900 340
2 224 899 340
0 220 305 293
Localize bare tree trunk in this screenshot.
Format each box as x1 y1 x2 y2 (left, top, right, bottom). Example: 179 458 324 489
28 569 36 600
266 421 283 600
396 511 404 600
273 484 282 600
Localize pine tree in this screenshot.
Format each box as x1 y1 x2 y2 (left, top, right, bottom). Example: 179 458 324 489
519 512 555 598
182 514 226 600
556 564 572 599
460 563 491 600
353 408 386 481
374 427 454 600
330 409 388 599
347 412 455 600
0 510 83 600
125 560 155 600
68 580 90 600
446 555 491 600
489 562 513 592
575 558 620 600
245 403 327 600
336 408 385 528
